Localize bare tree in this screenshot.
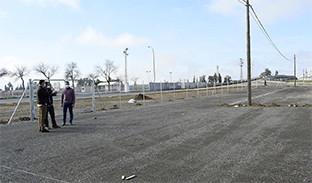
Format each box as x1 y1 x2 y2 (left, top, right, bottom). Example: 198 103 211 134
0 68 9 78
11 65 29 89
131 77 139 85
96 60 118 91
88 73 97 80
34 62 58 81
65 62 80 88
88 73 103 87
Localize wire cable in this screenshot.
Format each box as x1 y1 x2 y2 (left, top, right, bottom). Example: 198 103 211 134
237 0 246 6
249 5 292 61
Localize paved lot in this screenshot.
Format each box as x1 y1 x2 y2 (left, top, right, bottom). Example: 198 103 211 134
1 87 311 182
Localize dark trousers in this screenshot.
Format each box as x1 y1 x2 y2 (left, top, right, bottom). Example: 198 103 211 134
63 103 73 124
45 105 57 127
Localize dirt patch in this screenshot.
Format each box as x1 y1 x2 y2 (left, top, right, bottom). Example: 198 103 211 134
267 103 281 107
218 103 312 108
134 94 153 100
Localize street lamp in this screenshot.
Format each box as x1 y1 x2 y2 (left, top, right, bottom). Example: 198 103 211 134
147 46 156 83
169 72 172 82
123 48 129 92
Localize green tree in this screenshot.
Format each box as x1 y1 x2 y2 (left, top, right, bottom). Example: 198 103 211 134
260 68 272 78
199 75 206 83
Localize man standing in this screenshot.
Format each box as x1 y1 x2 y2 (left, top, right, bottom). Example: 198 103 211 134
61 81 75 126
44 82 60 129
37 80 50 132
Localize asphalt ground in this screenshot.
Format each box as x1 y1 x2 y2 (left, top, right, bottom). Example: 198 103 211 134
0 87 311 183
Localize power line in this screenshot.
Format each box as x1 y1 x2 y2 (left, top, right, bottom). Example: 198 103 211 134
237 0 246 6
236 0 292 62
249 5 292 61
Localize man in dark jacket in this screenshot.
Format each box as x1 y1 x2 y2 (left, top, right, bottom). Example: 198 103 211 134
44 82 60 129
37 80 51 132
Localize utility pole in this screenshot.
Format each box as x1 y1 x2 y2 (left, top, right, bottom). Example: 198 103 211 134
294 54 296 87
246 0 252 106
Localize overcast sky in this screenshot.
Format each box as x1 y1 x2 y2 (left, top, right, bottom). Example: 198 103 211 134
0 0 311 89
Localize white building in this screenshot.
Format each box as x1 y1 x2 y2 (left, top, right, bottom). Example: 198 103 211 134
299 69 312 81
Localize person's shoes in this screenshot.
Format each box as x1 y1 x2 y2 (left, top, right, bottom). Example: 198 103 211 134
70 123 73 125
41 129 49 132
44 126 50 130
53 125 60 128
62 123 66 126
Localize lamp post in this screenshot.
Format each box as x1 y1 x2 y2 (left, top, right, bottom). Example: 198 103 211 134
148 46 156 91
123 48 129 92
169 72 172 82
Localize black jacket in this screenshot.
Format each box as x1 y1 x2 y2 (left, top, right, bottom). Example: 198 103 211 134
46 88 57 105
37 86 51 105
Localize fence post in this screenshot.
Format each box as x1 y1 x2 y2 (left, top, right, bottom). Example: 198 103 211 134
143 81 145 106
119 81 122 109
160 81 163 103
92 81 95 112
29 79 35 121
173 82 176 101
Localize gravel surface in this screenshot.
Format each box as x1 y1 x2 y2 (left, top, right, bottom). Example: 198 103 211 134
1 87 311 182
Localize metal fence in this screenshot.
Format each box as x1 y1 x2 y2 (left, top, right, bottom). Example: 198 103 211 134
1 79 311 124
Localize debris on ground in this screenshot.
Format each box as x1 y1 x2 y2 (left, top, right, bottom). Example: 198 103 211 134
111 105 119 109
218 103 232 107
218 103 312 108
251 103 265 107
125 175 136 180
134 94 153 100
121 174 136 181
267 103 281 107
128 99 137 103
19 116 30 121
288 103 298 107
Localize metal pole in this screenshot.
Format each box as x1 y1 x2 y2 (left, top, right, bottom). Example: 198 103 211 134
173 81 176 101
294 54 296 87
124 48 129 92
148 46 156 91
206 82 208 96
143 81 145 106
8 87 27 124
119 81 122 109
92 80 95 112
29 79 35 121
152 48 156 83
160 81 163 103
246 0 252 105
